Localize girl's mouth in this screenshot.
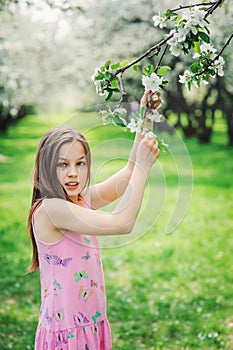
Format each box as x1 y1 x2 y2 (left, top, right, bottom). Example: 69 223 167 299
65 182 79 190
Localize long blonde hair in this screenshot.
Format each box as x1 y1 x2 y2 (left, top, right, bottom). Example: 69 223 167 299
28 125 91 272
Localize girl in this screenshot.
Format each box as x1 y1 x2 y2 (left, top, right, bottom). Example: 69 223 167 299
28 91 161 350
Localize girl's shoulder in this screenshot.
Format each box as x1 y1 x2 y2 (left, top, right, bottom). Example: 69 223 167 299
33 199 65 243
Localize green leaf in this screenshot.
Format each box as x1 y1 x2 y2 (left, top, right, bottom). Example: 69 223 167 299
119 60 128 68
104 114 112 121
142 64 154 76
142 66 149 76
164 8 171 17
190 63 201 74
105 71 111 80
164 8 177 18
104 60 111 69
110 78 119 89
148 64 154 75
174 15 183 24
198 31 210 43
204 25 210 34
157 66 171 76
187 80 192 91
111 62 120 70
193 41 201 54
108 87 120 92
95 72 105 80
105 90 113 101
139 106 146 118
113 115 126 127
190 32 199 42
132 62 141 71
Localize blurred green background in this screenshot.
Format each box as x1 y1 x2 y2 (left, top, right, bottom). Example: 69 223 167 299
0 0 233 349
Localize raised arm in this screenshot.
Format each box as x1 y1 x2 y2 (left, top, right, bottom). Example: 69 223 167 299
42 134 160 236
88 90 162 209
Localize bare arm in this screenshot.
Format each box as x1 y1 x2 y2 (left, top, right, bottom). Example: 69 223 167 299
42 134 160 236
89 90 162 209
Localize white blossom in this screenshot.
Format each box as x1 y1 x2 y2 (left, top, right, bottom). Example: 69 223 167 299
214 56 225 76
91 67 101 82
152 13 167 28
179 69 194 88
184 21 198 35
114 107 127 116
167 29 187 57
175 28 188 43
183 7 206 29
198 79 209 86
148 109 163 123
141 72 163 92
200 43 217 55
127 118 144 133
95 83 107 97
167 29 177 45
169 43 183 57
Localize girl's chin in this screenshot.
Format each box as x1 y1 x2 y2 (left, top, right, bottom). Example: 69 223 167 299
66 190 82 202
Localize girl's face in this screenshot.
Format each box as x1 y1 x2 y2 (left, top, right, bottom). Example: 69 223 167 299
56 141 88 203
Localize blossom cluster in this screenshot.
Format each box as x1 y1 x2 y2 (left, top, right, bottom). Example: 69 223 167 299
153 6 208 57
91 59 167 148
141 72 163 93
99 106 168 152
179 42 225 89
91 60 120 100
91 67 108 97
153 6 225 89
91 2 226 151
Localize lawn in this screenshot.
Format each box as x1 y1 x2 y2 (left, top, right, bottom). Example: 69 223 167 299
0 110 232 350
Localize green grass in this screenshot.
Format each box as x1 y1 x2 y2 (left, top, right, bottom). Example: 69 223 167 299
0 111 233 349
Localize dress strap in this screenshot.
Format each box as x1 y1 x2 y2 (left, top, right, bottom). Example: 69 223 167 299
77 195 90 208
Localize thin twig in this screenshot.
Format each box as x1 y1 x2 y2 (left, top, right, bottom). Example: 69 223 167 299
154 45 169 72
217 32 233 57
171 1 216 12
116 72 127 108
113 33 174 77
204 0 224 18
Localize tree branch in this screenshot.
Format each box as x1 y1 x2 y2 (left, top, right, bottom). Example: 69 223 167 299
154 44 169 72
171 1 220 13
111 0 224 80
113 33 174 76
204 0 225 18
196 32 233 77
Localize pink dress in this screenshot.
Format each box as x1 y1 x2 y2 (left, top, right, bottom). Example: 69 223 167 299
32 199 112 350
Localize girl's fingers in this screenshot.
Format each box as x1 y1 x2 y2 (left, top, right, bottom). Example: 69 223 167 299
140 90 150 107
140 90 163 117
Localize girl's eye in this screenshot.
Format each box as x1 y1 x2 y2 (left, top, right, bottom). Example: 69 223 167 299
77 161 86 166
56 162 67 168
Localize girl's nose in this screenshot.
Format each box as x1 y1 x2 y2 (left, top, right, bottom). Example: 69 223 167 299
68 165 78 177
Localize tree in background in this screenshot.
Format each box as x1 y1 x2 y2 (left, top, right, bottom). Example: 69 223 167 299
0 0 82 132
89 0 233 146
0 0 232 146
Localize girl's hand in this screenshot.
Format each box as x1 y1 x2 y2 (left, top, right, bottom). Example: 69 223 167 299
136 133 160 173
139 90 163 131
129 90 162 169
140 90 163 112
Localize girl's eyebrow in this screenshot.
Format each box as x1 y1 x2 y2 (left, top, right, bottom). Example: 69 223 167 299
58 155 86 161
